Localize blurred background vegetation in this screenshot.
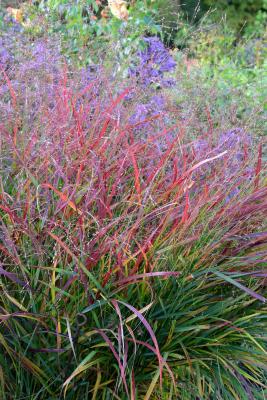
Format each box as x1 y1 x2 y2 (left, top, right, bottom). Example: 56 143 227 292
1 0 266 131
1 0 266 60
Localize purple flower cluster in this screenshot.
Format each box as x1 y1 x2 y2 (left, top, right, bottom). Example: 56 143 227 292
218 127 252 148
81 64 100 84
218 128 253 178
194 128 252 162
130 36 176 88
190 127 255 205
193 127 254 203
129 94 165 125
18 40 61 78
0 36 15 72
0 47 11 71
1 21 61 74
128 37 176 129
0 26 63 128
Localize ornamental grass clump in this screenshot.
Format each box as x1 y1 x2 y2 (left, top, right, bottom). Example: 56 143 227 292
0 35 266 400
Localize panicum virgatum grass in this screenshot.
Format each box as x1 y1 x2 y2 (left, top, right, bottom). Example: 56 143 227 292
0 29 266 400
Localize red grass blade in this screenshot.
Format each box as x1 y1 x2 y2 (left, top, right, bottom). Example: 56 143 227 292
254 143 262 190
117 300 164 388
95 329 129 397
0 264 26 287
41 183 82 215
130 149 142 204
126 337 176 388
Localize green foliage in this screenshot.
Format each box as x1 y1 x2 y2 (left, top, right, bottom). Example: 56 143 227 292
172 48 266 138
202 0 267 37
172 17 266 119
34 0 162 66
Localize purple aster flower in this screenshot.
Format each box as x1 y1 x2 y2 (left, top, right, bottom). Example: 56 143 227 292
80 64 100 86
217 128 254 180
218 128 252 162
218 128 251 148
129 104 149 125
150 94 165 110
161 78 176 87
130 36 176 88
0 44 13 71
193 139 209 157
